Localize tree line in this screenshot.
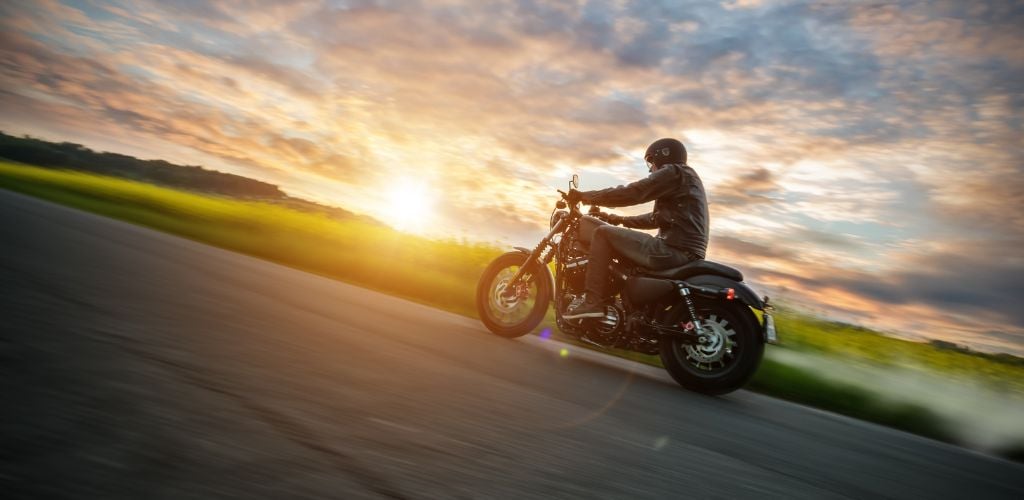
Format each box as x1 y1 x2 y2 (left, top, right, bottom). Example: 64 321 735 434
0 131 285 198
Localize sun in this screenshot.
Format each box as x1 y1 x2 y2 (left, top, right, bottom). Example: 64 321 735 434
384 180 434 232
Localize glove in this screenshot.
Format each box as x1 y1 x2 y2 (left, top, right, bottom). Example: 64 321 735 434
590 210 623 226
604 213 624 226
565 188 584 205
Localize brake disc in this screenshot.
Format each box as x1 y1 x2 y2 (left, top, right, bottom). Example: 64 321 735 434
685 314 734 364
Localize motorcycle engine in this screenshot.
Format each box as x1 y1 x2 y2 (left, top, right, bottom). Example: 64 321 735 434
563 254 588 293
579 303 625 347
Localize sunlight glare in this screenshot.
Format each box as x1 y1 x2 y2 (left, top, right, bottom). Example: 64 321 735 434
385 180 434 232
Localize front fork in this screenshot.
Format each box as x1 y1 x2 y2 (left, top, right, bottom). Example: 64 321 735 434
501 219 565 298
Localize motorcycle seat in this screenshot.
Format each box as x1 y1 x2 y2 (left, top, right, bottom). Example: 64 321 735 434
641 259 744 282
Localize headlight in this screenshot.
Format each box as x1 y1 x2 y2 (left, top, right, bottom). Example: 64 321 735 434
550 209 567 229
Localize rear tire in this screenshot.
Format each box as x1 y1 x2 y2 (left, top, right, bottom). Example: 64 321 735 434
659 300 764 395
476 252 552 338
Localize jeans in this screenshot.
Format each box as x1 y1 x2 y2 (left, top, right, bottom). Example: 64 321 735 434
584 225 695 299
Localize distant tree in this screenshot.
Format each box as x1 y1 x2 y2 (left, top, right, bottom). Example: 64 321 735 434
929 339 964 351
0 131 286 199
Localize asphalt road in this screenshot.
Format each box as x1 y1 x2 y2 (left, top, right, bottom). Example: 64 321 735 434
2 188 1022 499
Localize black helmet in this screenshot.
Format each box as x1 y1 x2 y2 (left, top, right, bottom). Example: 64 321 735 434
644 138 687 171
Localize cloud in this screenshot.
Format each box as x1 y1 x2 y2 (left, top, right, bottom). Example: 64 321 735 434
711 234 795 261
714 231 1024 352
1 0 1023 353
712 166 782 208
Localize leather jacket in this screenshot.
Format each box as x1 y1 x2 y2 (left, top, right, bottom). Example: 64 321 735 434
580 163 709 258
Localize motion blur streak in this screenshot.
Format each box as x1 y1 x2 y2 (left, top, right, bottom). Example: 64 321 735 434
2 187 1022 498
769 349 1024 451
0 1 1022 354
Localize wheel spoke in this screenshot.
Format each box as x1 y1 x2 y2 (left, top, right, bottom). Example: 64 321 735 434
675 306 751 374
485 265 542 327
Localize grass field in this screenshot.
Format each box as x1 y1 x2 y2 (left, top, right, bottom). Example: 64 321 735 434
3 161 1022 459
0 161 492 318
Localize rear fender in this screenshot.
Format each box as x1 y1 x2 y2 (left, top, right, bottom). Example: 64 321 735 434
684 274 774 344
513 246 555 297
684 274 764 310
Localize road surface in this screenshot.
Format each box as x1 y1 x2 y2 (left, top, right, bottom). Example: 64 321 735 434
2 189 1022 499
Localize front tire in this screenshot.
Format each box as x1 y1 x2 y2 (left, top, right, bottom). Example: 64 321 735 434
476 252 552 338
659 300 764 395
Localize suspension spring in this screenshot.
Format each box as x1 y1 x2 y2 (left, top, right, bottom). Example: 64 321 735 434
679 286 707 339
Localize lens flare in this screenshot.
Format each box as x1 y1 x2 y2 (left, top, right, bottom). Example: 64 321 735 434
384 180 434 232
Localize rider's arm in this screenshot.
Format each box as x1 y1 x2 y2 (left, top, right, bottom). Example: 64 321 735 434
619 212 657 229
580 165 680 208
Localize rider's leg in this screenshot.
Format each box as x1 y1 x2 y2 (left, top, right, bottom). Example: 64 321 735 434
603 226 694 270
585 225 616 293
565 226 693 319
563 226 615 318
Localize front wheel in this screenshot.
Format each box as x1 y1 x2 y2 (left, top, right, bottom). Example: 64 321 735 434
659 300 764 395
476 252 552 338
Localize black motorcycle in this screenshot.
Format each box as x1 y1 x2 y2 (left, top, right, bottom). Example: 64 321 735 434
476 175 778 395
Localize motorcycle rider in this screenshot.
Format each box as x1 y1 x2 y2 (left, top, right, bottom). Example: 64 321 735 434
562 138 709 319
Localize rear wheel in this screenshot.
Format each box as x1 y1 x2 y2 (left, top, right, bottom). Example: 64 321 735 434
476 252 552 338
659 300 764 395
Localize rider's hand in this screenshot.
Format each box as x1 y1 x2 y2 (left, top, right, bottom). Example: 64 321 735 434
604 213 624 226
565 188 584 205
591 210 623 226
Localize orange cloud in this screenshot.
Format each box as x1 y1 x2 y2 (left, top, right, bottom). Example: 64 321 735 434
1 0 1021 353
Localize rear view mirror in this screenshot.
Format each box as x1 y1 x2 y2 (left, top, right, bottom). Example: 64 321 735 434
571 174 579 189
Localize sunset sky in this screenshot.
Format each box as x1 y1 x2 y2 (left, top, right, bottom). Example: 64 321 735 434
1 0 1022 354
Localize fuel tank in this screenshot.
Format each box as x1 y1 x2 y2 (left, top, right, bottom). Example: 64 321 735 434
575 215 608 245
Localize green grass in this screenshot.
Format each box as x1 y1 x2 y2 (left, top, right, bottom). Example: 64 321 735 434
0 161 498 318
747 357 954 442
2 161 1021 459
773 309 1024 393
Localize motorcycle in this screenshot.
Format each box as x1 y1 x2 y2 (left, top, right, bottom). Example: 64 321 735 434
475 175 778 395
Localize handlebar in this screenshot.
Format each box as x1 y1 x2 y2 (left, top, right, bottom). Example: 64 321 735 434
556 189 611 221
556 189 581 215
556 189 614 225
